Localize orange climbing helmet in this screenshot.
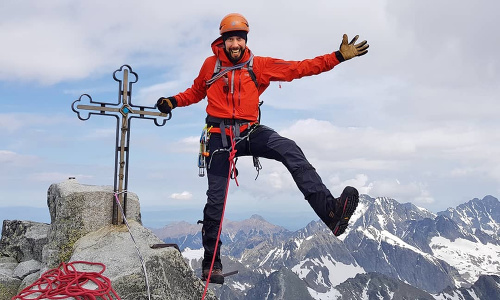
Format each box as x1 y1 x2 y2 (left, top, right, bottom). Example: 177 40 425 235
219 13 249 35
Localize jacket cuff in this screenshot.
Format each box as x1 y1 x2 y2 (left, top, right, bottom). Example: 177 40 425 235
167 96 178 108
335 51 346 63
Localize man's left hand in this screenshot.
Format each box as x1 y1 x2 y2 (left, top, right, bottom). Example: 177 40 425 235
337 34 369 62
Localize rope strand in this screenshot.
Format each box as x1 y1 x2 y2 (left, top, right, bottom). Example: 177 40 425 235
201 126 238 300
113 191 151 300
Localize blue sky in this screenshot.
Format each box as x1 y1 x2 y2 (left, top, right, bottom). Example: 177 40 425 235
1 0 499 230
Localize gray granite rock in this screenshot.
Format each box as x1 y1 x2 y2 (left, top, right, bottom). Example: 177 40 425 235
43 178 141 267
0 179 214 300
0 273 21 300
0 220 49 262
12 260 41 280
70 221 216 300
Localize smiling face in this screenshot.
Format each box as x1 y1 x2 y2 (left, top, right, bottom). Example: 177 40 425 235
224 36 246 63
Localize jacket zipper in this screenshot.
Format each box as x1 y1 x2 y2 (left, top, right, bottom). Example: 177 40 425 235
231 70 236 118
238 75 241 106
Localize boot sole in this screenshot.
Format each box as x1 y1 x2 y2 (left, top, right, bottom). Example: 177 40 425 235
202 274 224 284
331 190 359 236
201 269 239 284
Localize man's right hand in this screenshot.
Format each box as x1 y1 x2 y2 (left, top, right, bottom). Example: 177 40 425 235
337 34 369 62
156 97 177 114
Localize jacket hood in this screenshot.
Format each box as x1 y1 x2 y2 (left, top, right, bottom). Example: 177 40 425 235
211 36 251 65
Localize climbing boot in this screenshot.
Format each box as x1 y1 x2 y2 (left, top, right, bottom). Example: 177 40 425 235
329 186 359 236
202 268 224 284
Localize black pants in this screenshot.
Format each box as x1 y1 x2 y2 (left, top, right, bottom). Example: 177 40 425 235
202 124 336 270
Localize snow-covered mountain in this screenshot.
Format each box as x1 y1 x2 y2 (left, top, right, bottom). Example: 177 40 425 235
152 195 500 299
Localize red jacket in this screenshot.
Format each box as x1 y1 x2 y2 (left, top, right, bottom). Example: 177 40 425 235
173 37 342 122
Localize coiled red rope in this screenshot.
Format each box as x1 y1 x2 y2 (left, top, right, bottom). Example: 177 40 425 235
13 261 120 300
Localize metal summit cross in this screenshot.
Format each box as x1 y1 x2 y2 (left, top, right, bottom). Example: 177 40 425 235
72 65 170 225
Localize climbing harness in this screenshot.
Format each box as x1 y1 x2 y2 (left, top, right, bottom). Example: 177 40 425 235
206 115 253 148
113 191 152 300
202 116 263 181
13 261 120 299
206 121 259 170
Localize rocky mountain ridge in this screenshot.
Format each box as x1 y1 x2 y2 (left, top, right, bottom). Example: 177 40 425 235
155 195 500 299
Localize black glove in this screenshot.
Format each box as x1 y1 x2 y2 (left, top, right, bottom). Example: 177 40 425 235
336 34 369 62
156 97 177 114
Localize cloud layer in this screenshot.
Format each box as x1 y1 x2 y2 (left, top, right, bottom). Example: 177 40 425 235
1 0 498 228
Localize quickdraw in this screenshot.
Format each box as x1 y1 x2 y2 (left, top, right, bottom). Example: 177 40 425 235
198 125 213 177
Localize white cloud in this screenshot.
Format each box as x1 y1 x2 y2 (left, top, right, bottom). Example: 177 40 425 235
367 179 434 205
169 136 200 154
0 150 38 166
0 0 499 219
264 169 294 192
386 1 499 85
78 129 117 141
0 0 392 85
134 81 184 107
170 191 193 201
329 174 371 196
0 1 223 84
279 118 500 177
0 114 70 134
0 115 25 133
326 173 434 204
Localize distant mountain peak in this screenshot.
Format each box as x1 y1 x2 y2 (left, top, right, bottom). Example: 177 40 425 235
250 214 266 221
151 221 200 239
438 195 500 236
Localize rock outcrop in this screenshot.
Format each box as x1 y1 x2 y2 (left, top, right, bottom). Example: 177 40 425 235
0 179 215 300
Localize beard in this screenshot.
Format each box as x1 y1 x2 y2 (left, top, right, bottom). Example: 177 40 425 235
224 47 246 64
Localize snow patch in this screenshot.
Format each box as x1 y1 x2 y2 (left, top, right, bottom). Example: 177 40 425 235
295 238 305 248
231 281 251 291
307 287 341 300
182 247 204 261
430 236 500 284
377 214 386 228
292 254 364 296
338 201 369 241
362 226 438 262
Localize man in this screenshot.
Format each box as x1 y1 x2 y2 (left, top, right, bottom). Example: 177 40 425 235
157 13 369 284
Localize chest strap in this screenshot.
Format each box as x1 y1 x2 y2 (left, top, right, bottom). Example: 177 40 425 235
206 54 258 88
